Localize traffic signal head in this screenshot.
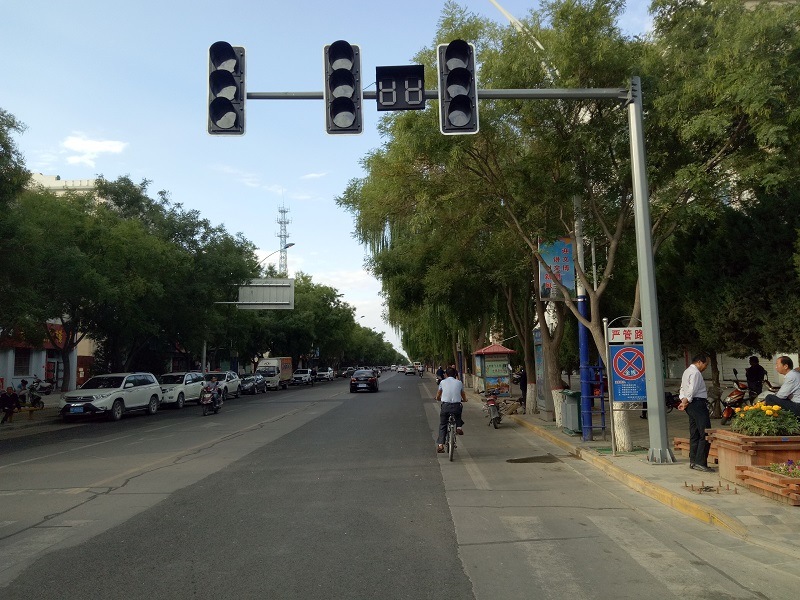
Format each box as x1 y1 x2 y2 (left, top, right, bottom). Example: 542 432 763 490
323 41 362 135
437 40 479 135
208 41 245 135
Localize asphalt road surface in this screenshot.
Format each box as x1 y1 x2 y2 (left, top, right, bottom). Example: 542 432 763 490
1 372 797 599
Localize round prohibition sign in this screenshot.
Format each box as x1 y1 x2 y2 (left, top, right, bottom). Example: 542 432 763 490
613 347 645 381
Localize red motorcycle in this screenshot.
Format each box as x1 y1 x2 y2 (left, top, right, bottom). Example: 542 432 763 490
484 389 502 429
721 368 777 425
199 385 222 416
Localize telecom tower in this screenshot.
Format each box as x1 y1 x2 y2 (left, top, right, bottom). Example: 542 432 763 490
276 203 291 274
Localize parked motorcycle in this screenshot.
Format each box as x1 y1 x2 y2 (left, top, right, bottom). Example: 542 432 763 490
484 388 502 429
18 379 45 409
720 368 778 426
200 386 222 416
32 375 55 395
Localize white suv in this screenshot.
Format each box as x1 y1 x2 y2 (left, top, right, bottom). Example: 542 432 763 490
291 369 314 385
315 367 334 381
203 371 242 400
61 373 162 421
159 372 205 408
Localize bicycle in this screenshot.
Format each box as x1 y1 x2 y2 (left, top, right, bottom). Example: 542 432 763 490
445 413 457 461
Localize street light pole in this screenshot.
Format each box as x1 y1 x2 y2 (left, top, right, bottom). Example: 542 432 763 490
257 243 295 269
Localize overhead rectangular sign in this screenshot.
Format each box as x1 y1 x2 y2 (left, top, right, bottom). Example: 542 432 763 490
236 278 295 310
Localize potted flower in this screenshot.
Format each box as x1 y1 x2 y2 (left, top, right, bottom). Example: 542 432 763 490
736 458 800 506
706 402 800 483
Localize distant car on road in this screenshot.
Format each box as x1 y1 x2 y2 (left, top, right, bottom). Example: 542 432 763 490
159 371 205 408
339 367 356 379
315 367 334 381
404 364 416 375
240 372 267 395
291 369 314 386
204 371 242 400
61 372 162 421
350 369 379 393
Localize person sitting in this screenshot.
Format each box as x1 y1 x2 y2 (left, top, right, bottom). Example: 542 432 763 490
435 367 467 453
745 356 768 397
764 356 800 418
206 376 222 405
1 387 22 424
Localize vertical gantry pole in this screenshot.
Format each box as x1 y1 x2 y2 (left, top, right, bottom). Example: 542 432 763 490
574 196 593 441
627 77 674 463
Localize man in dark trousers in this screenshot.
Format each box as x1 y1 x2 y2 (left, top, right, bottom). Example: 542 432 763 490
518 368 527 414
1 386 22 424
678 354 712 472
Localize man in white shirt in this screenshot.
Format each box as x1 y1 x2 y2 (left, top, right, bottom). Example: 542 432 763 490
435 367 467 453
765 356 800 418
678 354 713 472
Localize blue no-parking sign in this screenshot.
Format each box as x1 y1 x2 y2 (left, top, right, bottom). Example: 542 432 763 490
607 327 646 402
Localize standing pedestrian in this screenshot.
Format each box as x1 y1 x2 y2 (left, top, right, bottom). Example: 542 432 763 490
518 368 527 414
1 386 22 424
678 354 713 472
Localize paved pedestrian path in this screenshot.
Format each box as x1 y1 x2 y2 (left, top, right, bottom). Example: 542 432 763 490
460 386 800 560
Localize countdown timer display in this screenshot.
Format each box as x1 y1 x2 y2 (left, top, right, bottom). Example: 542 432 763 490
375 65 426 111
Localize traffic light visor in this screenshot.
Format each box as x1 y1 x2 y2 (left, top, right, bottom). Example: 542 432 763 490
209 42 239 73
444 40 471 70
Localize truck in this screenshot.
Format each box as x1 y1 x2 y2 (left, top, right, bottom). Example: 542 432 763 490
257 357 293 390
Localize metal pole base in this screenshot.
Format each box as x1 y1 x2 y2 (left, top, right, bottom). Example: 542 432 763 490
647 447 676 464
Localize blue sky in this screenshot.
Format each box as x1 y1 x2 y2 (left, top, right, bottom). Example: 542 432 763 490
2 1 650 354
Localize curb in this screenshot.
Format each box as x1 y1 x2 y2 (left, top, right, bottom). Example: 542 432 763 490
508 414 750 539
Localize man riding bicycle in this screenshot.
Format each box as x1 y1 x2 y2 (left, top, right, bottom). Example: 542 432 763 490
436 367 467 453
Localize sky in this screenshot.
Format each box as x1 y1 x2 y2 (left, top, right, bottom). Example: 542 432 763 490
2 1 651 356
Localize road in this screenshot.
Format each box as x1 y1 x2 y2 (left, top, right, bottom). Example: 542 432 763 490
1 372 797 599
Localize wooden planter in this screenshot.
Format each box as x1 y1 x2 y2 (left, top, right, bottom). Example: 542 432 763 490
706 428 800 483
735 465 800 506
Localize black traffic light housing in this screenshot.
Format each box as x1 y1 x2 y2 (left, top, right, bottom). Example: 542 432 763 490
437 40 479 135
208 41 246 135
323 40 363 135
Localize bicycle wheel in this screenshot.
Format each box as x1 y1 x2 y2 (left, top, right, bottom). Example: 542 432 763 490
447 425 456 461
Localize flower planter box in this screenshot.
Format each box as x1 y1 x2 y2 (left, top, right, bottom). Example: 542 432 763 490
735 465 800 506
706 428 800 483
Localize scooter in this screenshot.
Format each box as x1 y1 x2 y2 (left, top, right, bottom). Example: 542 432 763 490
199 386 222 416
32 375 55 395
484 388 502 429
720 368 777 426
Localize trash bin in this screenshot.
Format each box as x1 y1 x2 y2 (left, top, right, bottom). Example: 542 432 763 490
561 390 582 432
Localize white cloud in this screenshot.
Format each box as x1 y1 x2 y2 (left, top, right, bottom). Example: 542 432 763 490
62 133 127 168
301 171 327 180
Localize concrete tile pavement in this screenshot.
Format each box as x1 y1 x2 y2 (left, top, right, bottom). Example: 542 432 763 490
462 385 800 560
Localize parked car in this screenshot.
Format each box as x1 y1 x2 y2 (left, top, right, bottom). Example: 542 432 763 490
339 367 356 379
240 372 267 395
350 369 379 393
60 372 162 421
291 368 314 386
315 367 334 381
203 371 242 399
159 371 205 408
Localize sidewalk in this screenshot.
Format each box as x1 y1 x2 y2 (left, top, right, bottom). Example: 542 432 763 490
465 387 800 560
0 394 63 436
